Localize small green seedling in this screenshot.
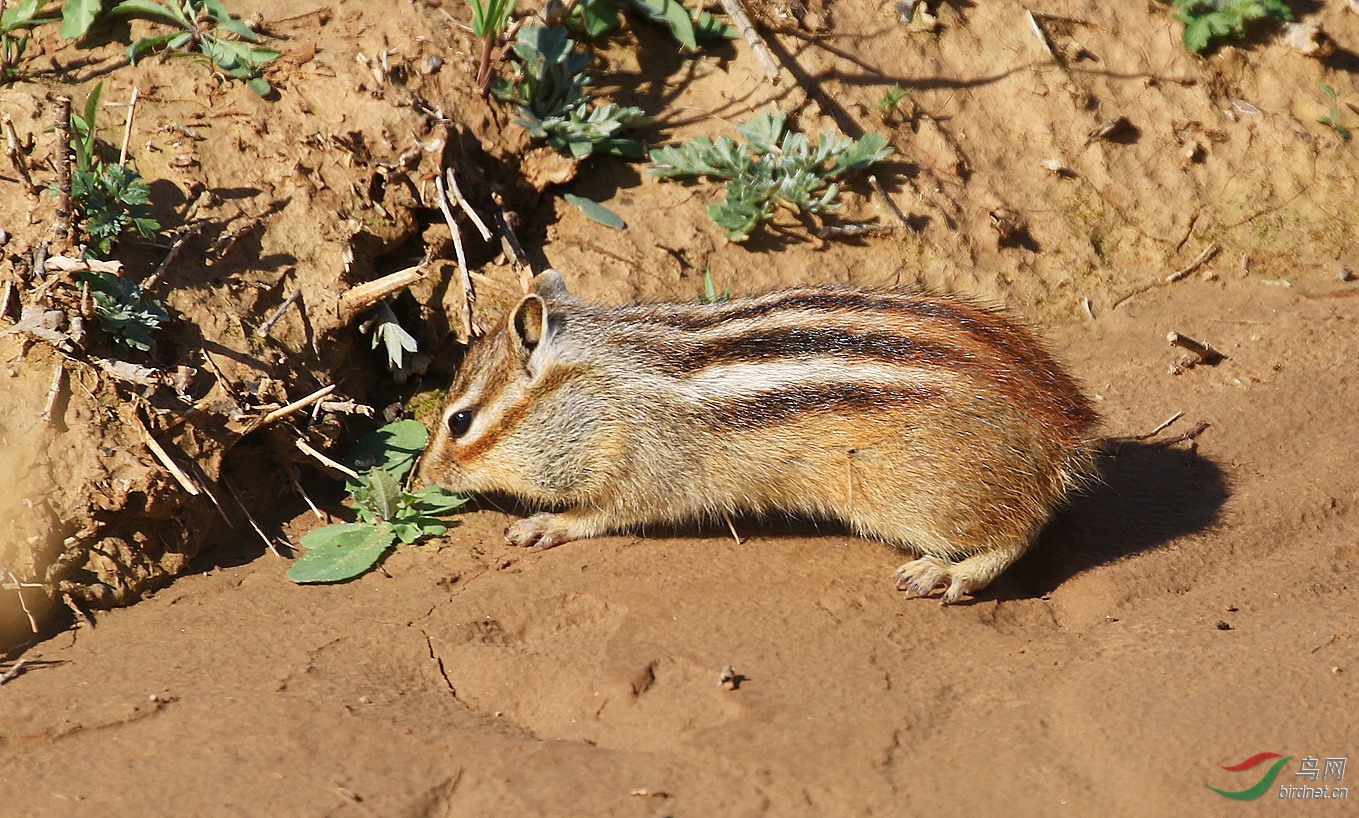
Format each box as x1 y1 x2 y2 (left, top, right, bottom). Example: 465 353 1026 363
117 0 280 95
1316 84 1352 141
49 84 162 254
1171 0 1291 54
465 0 515 92
575 0 736 48
1 0 60 81
493 25 650 159
288 421 468 584
877 83 910 120
699 264 729 303
649 110 892 242
77 269 169 351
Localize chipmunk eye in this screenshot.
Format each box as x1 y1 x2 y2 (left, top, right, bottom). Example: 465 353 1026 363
447 409 475 439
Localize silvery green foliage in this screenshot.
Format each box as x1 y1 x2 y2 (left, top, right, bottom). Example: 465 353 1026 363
649 111 892 242
493 25 650 159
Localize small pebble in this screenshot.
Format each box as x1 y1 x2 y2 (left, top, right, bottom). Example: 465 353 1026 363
1215 620 1232 631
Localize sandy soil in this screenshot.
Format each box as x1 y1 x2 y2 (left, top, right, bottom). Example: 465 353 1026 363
1 0 1357 815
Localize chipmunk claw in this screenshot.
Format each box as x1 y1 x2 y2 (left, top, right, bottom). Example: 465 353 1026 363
894 556 966 605
504 513 574 550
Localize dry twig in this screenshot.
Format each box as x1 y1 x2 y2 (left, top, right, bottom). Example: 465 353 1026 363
1168 331 1225 364
445 167 492 241
3 115 38 195
716 0 781 81
1147 420 1210 448
435 173 475 338
136 414 202 496
222 480 285 557
868 175 909 228
258 383 336 426
0 659 28 685
338 266 423 319
118 86 139 166
1166 242 1220 283
255 288 302 339
294 436 361 479
143 222 206 291
40 361 66 425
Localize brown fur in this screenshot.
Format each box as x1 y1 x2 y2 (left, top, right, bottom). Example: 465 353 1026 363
418 271 1101 603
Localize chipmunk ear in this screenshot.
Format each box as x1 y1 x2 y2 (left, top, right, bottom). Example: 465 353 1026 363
510 293 550 361
532 269 570 300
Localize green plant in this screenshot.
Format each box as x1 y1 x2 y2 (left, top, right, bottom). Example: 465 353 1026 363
877 83 910 120
288 421 468 584
1317 84 1352 141
649 111 892 242
49 84 162 254
72 162 160 254
0 0 59 80
493 25 649 159
574 0 736 49
117 0 280 95
465 0 514 92
77 269 169 351
699 264 729 303
1171 0 1291 54
370 301 419 370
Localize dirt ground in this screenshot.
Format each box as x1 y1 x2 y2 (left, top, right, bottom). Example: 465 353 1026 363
1 0 1357 815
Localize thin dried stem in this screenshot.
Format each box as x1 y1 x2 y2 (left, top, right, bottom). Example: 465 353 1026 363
445 167 492 240
255 288 302 339
3 115 38 196
258 383 336 426
1166 242 1220 283
118 86 139 166
137 415 202 496
435 173 476 338
716 0 781 81
294 436 361 479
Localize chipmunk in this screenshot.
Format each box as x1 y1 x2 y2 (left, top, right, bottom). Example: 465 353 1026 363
418 271 1100 603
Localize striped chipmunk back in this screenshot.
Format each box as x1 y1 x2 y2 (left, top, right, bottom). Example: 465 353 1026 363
419 270 1100 603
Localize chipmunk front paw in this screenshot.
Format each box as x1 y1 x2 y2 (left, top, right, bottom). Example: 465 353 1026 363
504 513 575 549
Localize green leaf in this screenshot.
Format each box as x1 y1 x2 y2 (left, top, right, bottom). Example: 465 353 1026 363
563 193 625 229
345 420 429 483
371 301 418 369
365 467 402 522
626 0 697 50
59 0 101 40
407 485 469 516
287 523 396 583
246 76 272 96
108 0 187 25
577 0 618 36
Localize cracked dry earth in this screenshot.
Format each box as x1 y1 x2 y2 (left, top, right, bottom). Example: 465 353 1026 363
2 0 1358 815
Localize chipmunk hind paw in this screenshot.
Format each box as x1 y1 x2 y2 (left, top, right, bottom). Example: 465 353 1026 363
894 556 967 604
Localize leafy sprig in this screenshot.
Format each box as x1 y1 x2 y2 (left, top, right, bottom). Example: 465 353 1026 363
493 25 650 159
77 270 169 351
288 421 468 584
117 0 280 95
1171 0 1292 54
649 111 892 242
